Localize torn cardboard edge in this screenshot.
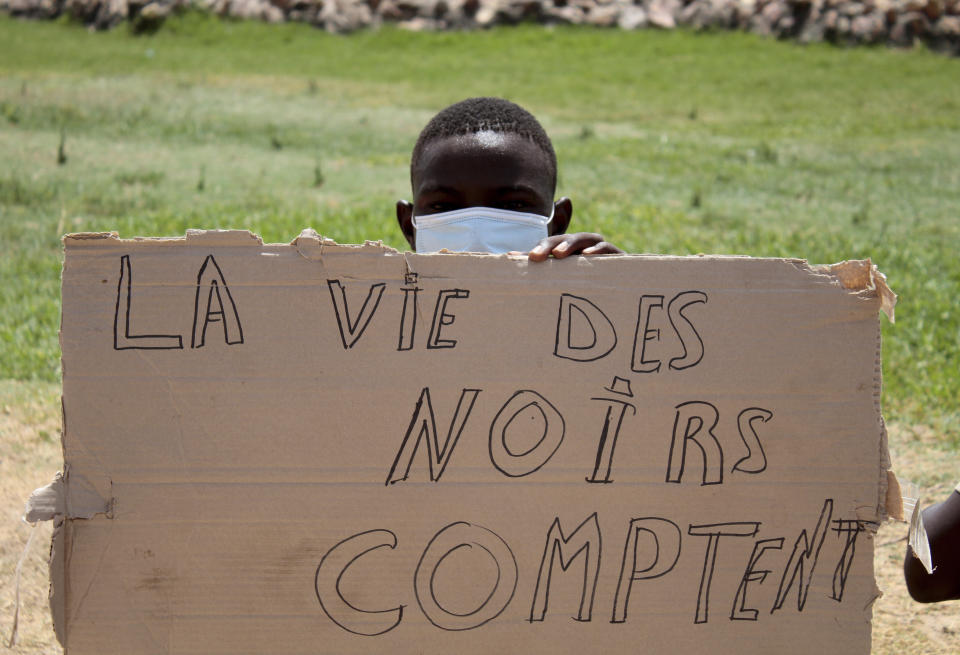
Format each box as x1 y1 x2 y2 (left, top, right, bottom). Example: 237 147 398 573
23 473 66 523
14 477 70 648
24 470 113 523
22 472 111 646
61 230 897 318
819 258 897 323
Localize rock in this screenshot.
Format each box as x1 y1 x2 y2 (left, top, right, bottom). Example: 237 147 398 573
436 0 471 25
320 0 373 31
838 1 864 16
544 4 586 23
378 0 421 19
922 0 942 20
63 0 94 22
735 0 757 23
94 0 128 28
486 0 524 23
889 10 930 43
929 14 960 51
398 14 440 27
617 4 646 28
680 0 737 29
761 0 787 24
677 0 699 25
264 2 284 21
646 0 677 27
777 13 795 33
375 0 403 19
712 0 739 28
473 0 496 24
4 0 960 58
139 1 170 18
130 0 172 32
6 0 61 17
288 4 322 21
851 11 885 41
823 6 839 29
934 13 960 32
799 5 827 40
749 11 773 34
585 2 619 24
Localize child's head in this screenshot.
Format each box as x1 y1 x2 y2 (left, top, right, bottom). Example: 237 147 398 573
396 97 572 253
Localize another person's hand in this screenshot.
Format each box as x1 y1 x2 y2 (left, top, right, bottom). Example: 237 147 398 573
526 233 623 262
904 489 960 603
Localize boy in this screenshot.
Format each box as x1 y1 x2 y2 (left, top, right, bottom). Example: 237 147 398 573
395 97 622 261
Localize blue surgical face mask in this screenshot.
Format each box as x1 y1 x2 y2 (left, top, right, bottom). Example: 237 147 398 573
413 205 553 254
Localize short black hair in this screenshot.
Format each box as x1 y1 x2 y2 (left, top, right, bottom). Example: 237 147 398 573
411 97 558 191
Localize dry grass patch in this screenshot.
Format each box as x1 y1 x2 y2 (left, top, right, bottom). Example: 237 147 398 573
0 381 62 654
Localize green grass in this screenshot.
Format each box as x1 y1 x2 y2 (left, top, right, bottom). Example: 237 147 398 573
1 13 958 442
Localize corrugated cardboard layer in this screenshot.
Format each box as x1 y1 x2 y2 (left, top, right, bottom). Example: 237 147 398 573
57 232 891 654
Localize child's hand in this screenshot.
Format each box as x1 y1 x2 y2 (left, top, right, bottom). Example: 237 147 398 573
526 233 623 262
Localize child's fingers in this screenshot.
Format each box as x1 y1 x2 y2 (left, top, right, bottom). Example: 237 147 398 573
528 235 567 261
553 233 607 258
528 234 623 261
582 241 623 255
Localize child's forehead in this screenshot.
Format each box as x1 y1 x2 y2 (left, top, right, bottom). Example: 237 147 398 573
413 132 553 195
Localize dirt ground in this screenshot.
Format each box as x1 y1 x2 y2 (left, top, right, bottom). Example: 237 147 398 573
1 382 957 654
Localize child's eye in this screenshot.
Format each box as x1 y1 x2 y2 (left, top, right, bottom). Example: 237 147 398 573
429 203 454 212
502 201 528 211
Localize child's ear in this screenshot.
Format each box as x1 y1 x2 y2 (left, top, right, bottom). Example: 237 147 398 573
396 200 416 250
549 197 573 236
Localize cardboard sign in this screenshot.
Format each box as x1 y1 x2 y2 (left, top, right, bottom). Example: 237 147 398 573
48 229 897 654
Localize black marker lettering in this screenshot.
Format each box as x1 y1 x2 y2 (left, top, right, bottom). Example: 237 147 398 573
771 499 833 613
732 407 772 474
529 513 602 623
113 255 183 350
630 295 664 373
665 401 723 485
489 390 565 478
386 387 481 485
688 522 759 624
314 529 403 636
667 290 707 371
414 522 518 631
397 272 421 351
830 519 875 602
326 279 386 349
611 518 681 623
586 385 636 484
553 294 617 362
427 289 469 349
191 255 243 349
731 538 784 621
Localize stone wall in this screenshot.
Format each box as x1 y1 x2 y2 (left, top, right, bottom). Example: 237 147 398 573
3 0 959 54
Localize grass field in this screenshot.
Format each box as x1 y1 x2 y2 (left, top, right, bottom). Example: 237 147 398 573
1 13 959 653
